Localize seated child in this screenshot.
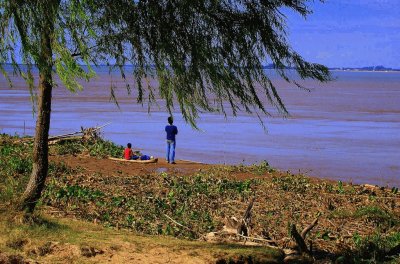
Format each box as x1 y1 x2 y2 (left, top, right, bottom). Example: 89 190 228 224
124 143 152 160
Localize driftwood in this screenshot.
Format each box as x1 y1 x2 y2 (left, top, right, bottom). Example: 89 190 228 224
301 217 319 240
235 233 276 244
48 123 110 144
281 217 319 263
290 224 310 255
290 217 319 255
202 198 322 261
204 197 258 245
238 197 255 237
203 197 277 247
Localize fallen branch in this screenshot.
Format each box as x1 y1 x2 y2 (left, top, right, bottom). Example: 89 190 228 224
290 224 310 254
301 217 319 239
48 136 82 145
48 123 111 142
238 197 255 237
290 216 319 256
235 233 276 244
163 214 197 235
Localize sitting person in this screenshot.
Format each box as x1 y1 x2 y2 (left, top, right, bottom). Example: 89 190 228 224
124 143 152 160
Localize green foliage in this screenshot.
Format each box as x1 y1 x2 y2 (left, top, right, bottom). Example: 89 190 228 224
207 161 275 177
0 136 32 176
51 138 123 158
352 232 400 263
337 180 345 194
41 171 259 239
329 206 399 230
354 206 398 228
43 183 104 203
258 161 276 174
48 161 77 176
0 135 32 203
248 161 276 175
53 140 84 156
87 139 123 158
272 174 310 193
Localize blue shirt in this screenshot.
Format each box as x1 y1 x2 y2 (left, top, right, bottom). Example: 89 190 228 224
165 125 178 141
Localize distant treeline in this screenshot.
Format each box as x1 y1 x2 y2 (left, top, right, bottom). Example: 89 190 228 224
2 63 400 72
262 63 400 72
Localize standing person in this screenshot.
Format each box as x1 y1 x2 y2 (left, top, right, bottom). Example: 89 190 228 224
165 116 178 164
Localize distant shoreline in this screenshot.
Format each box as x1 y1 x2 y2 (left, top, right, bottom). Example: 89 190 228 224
330 69 400 73
2 63 400 72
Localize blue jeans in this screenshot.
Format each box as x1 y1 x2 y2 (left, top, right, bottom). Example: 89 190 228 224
166 140 176 163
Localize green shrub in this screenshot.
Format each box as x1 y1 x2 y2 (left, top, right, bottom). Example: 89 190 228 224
88 139 123 158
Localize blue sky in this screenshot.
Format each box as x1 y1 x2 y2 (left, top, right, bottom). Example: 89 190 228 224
284 0 400 68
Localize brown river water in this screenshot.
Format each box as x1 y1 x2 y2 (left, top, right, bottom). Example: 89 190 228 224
1 68 399 187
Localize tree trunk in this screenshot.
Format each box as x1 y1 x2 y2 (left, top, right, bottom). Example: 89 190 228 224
19 8 55 213
19 73 53 212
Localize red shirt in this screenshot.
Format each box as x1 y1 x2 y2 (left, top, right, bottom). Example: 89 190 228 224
124 148 133 160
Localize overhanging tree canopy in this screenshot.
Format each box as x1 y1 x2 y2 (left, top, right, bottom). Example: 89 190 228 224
0 0 330 212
